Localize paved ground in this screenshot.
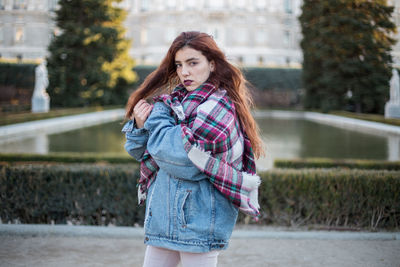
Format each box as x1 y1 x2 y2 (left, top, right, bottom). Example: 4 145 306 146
0 225 399 267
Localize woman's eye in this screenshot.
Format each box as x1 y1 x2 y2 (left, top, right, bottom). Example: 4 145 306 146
175 64 182 68
190 62 197 66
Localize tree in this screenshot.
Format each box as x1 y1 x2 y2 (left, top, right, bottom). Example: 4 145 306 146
47 0 136 107
300 0 396 114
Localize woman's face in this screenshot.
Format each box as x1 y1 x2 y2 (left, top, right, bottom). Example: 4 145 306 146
175 46 215 91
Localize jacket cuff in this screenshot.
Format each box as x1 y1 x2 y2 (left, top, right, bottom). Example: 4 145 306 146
121 120 148 136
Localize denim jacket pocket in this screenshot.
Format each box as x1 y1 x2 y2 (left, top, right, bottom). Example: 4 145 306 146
180 190 191 227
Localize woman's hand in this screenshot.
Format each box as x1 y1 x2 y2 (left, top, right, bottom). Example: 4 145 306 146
132 99 153 128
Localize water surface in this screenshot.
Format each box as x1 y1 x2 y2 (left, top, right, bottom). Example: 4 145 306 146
1 117 398 169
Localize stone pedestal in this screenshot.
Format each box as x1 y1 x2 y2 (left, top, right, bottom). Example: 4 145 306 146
32 94 50 113
385 102 400 119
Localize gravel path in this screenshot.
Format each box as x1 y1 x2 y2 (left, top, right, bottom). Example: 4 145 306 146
0 225 399 267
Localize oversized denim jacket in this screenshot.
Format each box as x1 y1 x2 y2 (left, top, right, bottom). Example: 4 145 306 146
123 102 239 253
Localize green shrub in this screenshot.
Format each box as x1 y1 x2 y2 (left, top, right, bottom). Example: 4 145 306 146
133 65 302 92
242 67 302 91
133 65 157 89
133 66 303 108
257 168 400 230
274 158 400 170
2 163 398 229
0 163 142 226
0 62 37 112
0 62 37 89
0 152 136 164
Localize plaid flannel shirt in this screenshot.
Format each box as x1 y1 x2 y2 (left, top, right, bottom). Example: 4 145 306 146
139 82 261 217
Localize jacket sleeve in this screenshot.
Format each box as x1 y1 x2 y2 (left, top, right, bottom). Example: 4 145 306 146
122 120 149 161
144 102 206 181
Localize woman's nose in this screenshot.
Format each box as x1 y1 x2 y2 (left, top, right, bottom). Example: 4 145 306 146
181 65 189 76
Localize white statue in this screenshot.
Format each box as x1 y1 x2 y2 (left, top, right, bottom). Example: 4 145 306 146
389 69 400 104
385 68 400 118
31 60 50 113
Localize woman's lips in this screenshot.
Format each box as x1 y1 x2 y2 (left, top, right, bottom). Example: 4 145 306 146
184 80 193 86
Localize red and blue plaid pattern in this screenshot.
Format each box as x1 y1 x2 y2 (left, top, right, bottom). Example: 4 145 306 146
138 82 260 217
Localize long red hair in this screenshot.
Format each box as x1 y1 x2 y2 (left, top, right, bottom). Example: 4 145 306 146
125 31 264 158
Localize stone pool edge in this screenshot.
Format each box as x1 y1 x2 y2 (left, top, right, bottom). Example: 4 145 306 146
0 109 125 143
253 110 400 136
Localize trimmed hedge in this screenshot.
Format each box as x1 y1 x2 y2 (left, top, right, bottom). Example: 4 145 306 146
133 65 302 92
1 64 302 93
1 163 399 229
0 62 37 113
133 65 157 89
133 66 303 108
241 67 302 91
257 168 400 229
0 153 136 164
0 163 142 226
274 158 400 170
0 62 37 89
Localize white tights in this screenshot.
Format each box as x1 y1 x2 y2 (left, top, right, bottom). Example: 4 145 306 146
142 245 219 267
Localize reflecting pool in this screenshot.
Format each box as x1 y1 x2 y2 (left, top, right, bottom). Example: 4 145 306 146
1 117 399 170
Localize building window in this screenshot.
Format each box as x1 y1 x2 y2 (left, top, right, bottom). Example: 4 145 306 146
235 27 248 45
235 0 246 9
258 56 264 66
118 0 132 10
207 26 224 46
166 0 176 9
185 0 196 10
284 0 292 14
255 0 266 10
284 30 290 46
0 0 5 10
166 27 176 43
141 55 147 64
141 0 149 11
211 28 219 40
48 0 58 11
255 30 267 45
0 27 3 43
141 28 148 45
15 26 24 44
13 0 27 9
238 56 244 65
209 0 224 9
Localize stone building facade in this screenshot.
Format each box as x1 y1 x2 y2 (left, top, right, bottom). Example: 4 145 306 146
0 0 400 67
123 0 303 66
0 0 57 60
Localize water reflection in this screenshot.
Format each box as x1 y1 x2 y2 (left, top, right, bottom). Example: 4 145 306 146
255 118 391 169
0 117 399 170
1 133 49 154
388 135 400 161
48 122 125 153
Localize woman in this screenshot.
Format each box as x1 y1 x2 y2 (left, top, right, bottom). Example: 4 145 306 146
122 31 264 267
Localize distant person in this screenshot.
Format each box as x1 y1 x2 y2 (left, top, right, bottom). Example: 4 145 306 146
122 31 264 267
